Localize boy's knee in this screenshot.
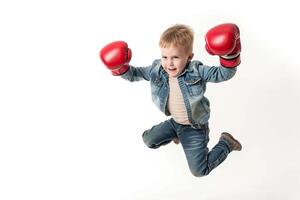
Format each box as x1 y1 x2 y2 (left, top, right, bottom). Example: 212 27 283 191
142 131 157 149
190 167 210 177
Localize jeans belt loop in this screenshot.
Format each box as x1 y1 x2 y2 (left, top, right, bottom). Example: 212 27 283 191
192 123 208 130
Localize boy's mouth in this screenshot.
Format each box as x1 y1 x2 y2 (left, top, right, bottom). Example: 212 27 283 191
167 67 177 71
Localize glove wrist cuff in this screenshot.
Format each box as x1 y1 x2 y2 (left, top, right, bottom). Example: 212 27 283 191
221 53 240 60
111 65 129 76
220 54 241 68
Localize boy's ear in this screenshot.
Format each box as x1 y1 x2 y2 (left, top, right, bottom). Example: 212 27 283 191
188 53 194 60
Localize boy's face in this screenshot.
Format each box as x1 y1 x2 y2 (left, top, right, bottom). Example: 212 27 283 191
160 45 193 77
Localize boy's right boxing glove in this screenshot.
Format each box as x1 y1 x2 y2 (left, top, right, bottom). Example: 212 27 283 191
205 23 241 68
100 41 132 75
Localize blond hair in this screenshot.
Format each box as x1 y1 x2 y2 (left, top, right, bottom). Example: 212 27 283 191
159 24 194 54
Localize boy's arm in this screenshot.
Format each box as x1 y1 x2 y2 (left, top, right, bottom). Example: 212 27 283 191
198 64 237 83
200 23 241 83
121 65 153 82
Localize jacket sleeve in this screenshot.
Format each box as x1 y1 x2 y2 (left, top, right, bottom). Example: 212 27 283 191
198 64 237 83
120 59 160 82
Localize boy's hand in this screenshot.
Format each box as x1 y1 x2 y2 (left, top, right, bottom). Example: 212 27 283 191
100 41 132 75
205 23 241 68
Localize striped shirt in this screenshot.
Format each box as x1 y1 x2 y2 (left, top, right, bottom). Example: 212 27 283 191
168 76 190 125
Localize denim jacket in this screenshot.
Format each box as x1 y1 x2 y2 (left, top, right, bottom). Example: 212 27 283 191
121 59 237 129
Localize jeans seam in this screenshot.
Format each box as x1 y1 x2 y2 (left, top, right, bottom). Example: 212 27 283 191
208 152 227 170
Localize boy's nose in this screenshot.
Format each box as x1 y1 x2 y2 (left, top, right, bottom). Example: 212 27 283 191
167 59 174 66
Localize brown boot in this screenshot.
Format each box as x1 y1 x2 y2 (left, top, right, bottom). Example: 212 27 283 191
173 137 180 144
220 132 242 151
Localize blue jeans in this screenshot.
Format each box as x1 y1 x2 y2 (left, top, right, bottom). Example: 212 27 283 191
142 118 231 177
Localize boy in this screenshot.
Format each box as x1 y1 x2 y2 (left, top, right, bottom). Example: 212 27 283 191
100 23 242 177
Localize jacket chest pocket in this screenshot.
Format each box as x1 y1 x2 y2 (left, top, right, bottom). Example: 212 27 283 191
185 78 202 96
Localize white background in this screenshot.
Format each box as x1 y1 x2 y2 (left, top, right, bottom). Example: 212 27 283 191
1 0 300 199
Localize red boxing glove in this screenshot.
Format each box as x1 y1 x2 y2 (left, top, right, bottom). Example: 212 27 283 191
205 23 241 68
100 41 132 75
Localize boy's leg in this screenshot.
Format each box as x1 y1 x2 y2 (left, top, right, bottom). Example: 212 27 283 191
142 119 177 149
179 126 234 177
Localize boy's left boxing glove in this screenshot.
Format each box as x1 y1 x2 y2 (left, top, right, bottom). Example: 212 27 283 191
205 23 241 68
100 41 132 75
